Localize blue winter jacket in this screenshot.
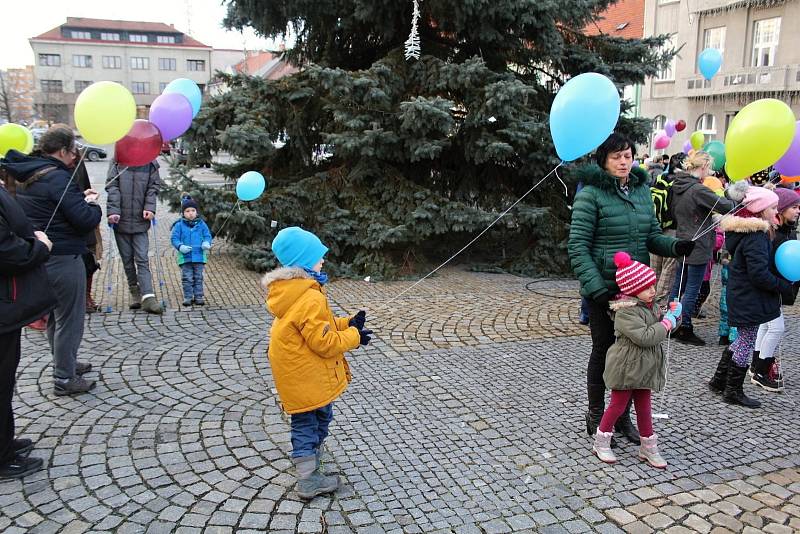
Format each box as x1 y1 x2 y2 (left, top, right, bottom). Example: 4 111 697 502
171 217 212 265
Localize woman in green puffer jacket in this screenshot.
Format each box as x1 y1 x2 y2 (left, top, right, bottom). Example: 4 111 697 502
568 133 695 445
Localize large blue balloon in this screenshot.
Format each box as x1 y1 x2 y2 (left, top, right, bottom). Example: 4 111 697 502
775 240 800 282
698 48 723 81
163 78 202 118
550 73 621 162
236 171 266 201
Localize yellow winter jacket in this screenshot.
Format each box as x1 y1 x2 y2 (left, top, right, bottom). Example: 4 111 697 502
261 267 361 414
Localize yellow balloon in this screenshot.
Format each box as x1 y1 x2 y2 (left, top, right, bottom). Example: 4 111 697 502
0 123 34 157
690 131 705 151
725 98 796 182
74 81 136 145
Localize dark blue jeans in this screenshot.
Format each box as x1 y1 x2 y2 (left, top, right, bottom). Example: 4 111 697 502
290 403 334 458
669 260 706 329
180 262 205 301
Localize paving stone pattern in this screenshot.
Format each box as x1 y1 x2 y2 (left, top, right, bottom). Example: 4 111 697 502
1 162 799 533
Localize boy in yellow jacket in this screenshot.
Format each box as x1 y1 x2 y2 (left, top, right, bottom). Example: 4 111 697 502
261 227 372 500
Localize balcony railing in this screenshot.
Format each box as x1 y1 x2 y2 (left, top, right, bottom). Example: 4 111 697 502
678 65 799 98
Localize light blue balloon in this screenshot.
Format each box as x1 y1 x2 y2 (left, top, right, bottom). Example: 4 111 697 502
775 240 800 282
698 48 723 81
236 171 266 201
549 73 620 162
163 78 202 118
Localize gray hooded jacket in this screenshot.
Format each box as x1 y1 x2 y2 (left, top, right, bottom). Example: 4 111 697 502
106 160 161 234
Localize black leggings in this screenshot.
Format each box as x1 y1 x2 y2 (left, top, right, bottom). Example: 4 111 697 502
587 298 615 387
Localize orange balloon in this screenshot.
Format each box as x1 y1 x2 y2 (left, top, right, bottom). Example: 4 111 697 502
781 175 800 183
703 176 723 191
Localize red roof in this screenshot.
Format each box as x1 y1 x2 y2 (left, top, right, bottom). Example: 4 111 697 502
31 17 210 48
583 0 645 40
234 52 276 74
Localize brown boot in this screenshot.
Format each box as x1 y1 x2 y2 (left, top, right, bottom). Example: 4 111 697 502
86 275 100 314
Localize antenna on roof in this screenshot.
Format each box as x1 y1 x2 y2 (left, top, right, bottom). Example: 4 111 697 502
184 0 192 35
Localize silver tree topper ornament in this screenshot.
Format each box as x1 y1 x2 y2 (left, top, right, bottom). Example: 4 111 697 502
405 0 421 61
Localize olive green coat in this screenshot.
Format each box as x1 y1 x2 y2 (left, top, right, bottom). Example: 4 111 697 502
569 165 678 299
603 297 668 392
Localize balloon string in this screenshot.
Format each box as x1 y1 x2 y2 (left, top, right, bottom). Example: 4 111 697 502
44 149 88 233
104 165 130 189
212 200 241 236
385 162 564 305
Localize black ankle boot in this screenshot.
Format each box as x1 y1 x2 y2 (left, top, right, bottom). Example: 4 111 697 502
709 348 731 394
748 351 760 376
586 383 617 448
614 400 641 445
723 362 761 408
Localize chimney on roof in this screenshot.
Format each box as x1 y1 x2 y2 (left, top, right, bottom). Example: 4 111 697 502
279 43 286 51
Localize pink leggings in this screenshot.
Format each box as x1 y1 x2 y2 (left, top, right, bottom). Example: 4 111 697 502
598 389 653 437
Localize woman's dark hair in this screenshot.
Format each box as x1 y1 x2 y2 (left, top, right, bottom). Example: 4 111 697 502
594 132 636 168
667 152 687 174
32 124 75 156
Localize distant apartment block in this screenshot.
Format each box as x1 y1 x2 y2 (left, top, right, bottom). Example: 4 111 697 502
1 66 35 124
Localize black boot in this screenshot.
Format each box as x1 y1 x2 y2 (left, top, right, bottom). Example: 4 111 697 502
709 348 731 394
748 351 760 376
723 362 761 408
751 356 782 392
718 335 730 346
614 399 641 445
586 384 617 448
673 325 706 346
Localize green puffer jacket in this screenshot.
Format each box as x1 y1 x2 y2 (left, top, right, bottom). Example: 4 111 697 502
569 165 677 299
603 297 668 392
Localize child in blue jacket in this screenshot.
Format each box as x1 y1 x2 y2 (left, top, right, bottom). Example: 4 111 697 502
171 196 212 306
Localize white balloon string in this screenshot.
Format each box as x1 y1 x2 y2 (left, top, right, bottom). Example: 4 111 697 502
44 148 88 233
212 199 241 236
104 165 130 189
384 162 564 305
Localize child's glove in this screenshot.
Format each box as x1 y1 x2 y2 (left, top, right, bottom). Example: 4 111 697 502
201 241 211 251
661 301 683 331
358 328 373 346
179 245 192 254
349 310 366 330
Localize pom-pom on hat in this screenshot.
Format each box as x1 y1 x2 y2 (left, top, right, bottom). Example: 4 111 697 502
614 251 656 297
271 226 328 269
181 196 198 213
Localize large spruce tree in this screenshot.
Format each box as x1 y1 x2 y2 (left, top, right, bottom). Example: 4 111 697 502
176 0 673 278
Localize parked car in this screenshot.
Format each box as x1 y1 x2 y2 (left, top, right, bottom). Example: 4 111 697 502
77 142 107 162
161 141 172 155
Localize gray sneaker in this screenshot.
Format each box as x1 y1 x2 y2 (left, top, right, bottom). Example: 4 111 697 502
293 455 339 500
75 361 92 375
141 296 163 315
54 377 96 396
129 285 142 310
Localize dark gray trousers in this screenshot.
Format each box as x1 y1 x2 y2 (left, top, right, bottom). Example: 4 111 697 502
45 254 86 380
114 231 154 295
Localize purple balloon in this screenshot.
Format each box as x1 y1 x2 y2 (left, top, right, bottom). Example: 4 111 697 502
664 119 676 137
149 92 192 141
774 120 800 176
682 139 692 154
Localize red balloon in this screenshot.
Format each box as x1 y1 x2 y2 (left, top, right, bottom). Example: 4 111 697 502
675 119 687 132
114 119 163 167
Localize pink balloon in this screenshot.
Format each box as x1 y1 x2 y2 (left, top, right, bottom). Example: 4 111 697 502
774 121 800 176
654 131 670 150
664 119 676 137
683 139 692 154
149 92 192 141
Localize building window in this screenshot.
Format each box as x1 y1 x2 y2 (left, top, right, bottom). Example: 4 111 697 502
159 82 168 93
41 80 63 93
70 31 92 39
131 82 150 94
38 54 61 67
703 26 726 56
655 37 675 81
158 58 176 71
74 81 92 93
100 32 120 41
102 56 122 69
130 57 150 70
752 17 781 67
129 34 148 43
197 84 206 94
187 60 206 72
696 113 716 136
157 35 176 44
73 55 93 68
653 115 666 132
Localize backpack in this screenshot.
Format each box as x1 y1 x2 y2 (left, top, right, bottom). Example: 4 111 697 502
650 172 674 230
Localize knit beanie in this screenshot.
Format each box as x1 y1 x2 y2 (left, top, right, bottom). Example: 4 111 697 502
614 251 656 297
775 187 800 213
271 226 328 269
750 167 773 186
181 196 199 213
743 186 779 214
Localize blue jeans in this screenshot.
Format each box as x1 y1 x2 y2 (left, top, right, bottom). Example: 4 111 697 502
181 262 205 301
290 403 333 458
669 260 706 329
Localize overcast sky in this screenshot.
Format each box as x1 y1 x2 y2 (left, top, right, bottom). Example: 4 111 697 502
0 0 282 69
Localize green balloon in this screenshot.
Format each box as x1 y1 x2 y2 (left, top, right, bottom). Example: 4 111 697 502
703 140 726 172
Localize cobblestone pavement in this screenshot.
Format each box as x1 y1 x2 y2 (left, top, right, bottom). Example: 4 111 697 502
1 162 799 533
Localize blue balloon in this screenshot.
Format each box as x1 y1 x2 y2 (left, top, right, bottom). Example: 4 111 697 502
549 73 621 162
775 240 800 282
698 48 723 81
163 78 202 118
236 171 266 201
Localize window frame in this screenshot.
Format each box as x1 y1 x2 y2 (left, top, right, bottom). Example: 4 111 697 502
70 30 92 40
102 56 122 69
157 35 176 44
186 59 206 72
696 113 717 135
72 55 93 68
38 53 61 67
752 17 781 67
74 80 92 93
655 36 676 81
158 58 177 71
131 82 150 95
130 57 150 70
40 80 63 93
100 32 120 41
703 26 726 57
129 34 148 43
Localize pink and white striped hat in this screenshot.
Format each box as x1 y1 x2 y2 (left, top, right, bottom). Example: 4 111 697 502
614 251 656 297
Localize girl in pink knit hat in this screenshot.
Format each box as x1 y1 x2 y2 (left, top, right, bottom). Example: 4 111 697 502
592 251 682 468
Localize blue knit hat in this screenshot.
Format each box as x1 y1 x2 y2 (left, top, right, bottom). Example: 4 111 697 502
271 227 328 269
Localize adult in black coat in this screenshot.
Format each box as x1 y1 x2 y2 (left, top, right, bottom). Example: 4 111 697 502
0 125 102 396
0 179 55 479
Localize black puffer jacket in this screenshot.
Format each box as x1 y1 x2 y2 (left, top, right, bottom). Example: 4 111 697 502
0 185 56 334
772 222 799 306
0 150 102 255
722 214 791 327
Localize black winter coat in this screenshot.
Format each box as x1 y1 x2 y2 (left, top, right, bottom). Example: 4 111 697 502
0 185 56 334
771 223 799 306
722 215 791 328
0 150 102 255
